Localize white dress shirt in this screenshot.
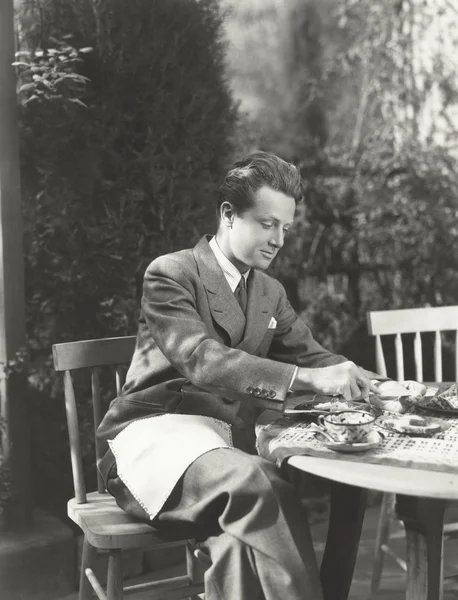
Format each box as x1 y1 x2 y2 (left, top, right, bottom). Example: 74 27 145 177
209 236 250 291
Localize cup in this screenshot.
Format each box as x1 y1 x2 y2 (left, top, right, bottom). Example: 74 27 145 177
317 410 375 444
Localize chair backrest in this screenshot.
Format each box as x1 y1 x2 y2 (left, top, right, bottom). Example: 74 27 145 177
52 336 136 503
367 306 458 382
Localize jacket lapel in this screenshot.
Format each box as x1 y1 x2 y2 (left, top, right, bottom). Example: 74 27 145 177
237 270 272 353
193 236 246 347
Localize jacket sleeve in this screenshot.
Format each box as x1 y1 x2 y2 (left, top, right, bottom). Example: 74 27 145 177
141 256 296 403
267 279 348 368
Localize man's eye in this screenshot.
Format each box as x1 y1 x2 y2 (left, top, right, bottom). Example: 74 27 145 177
261 223 274 229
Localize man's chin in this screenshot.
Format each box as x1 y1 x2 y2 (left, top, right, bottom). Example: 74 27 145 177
253 259 272 270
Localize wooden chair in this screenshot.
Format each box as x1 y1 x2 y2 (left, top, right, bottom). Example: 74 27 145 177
367 306 458 594
52 336 209 600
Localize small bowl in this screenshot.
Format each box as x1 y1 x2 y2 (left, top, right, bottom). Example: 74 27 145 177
318 410 375 444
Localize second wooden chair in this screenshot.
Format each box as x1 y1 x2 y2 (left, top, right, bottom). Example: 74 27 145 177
367 305 458 594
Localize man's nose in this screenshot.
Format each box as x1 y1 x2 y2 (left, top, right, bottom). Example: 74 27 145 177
270 229 285 249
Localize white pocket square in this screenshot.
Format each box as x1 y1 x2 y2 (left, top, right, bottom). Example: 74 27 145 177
268 317 277 329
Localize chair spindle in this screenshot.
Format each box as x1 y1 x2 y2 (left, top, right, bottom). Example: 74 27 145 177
434 331 442 382
91 368 105 494
64 370 87 503
395 333 404 381
414 332 423 382
375 335 387 377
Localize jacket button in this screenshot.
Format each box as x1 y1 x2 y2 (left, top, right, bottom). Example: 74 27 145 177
268 390 276 398
246 386 254 394
253 387 261 396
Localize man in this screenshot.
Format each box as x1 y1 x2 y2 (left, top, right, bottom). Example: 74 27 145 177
97 151 379 600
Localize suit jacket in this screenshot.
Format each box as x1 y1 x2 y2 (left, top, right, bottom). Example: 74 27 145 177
97 235 346 483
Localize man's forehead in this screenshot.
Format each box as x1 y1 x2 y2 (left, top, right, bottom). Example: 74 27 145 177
252 186 296 222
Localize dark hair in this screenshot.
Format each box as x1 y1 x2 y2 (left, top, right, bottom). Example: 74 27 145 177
216 151 304 219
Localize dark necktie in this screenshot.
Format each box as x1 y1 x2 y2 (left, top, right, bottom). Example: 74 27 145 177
235 276 247 314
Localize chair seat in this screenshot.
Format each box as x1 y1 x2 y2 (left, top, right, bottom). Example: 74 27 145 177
68 491 189 550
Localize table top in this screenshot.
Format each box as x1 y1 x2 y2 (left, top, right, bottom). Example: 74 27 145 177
287 454 458 499
257 390 458 500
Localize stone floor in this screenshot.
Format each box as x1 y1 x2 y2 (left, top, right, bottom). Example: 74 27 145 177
61 503 458 600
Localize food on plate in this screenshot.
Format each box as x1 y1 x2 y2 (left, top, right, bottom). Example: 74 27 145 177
376 380 411 397
298 395 360 411
375 380 427 398
368 395 409 413
436 383 458 409
406 416 427 426
380 414 443 436
401 380 427 399
367 379 426 413
414 382 458 412
328 400 359 412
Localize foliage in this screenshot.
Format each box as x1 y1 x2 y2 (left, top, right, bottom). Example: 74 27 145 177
14 42 92 106
15 0 237 514
227 0 458 365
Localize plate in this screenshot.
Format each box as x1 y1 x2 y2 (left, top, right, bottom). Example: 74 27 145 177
414 403 458 417
285 398 382 420
408 383 458 416
314 429 384 453
376 414 450 436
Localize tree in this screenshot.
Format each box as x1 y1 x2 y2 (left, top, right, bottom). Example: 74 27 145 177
15 0 237 515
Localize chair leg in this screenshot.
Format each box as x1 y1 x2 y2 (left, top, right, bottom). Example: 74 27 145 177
107 549 123 600
371 492 395 594
186 541 207 600
79 537 97 600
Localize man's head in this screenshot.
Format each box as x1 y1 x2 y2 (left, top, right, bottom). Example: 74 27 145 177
215 152 303 273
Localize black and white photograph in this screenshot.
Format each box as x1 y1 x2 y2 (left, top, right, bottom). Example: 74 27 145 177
1 1 458 599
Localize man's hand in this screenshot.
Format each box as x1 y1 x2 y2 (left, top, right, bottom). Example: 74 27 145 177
293 361 380 401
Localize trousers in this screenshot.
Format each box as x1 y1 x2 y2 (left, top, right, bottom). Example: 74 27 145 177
151 448 323 600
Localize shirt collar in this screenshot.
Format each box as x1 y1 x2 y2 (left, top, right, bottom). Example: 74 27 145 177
209 236 250 293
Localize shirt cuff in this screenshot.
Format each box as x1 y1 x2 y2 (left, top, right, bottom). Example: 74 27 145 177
288 366 299 392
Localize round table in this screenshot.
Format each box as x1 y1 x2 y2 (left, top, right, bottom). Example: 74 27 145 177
258 409 458 600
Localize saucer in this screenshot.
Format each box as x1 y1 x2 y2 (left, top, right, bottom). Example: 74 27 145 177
313 429 384 453
377 414 450 437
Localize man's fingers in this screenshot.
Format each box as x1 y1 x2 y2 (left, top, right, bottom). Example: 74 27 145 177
341 385 353 401
349 380 362 401
369 381 381 395
359 375 373 395
356 383 369 400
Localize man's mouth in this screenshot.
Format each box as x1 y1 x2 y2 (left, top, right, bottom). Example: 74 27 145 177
261 250 275 258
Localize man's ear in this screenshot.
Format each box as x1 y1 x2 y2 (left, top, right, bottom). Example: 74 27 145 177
220 201 235 228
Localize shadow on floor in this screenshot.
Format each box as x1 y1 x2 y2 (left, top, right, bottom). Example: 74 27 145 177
61 503 458 600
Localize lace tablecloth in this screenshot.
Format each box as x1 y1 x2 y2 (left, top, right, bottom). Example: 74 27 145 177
256 402 458 474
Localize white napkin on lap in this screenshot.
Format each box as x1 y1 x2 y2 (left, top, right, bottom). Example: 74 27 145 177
109 414 234 520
